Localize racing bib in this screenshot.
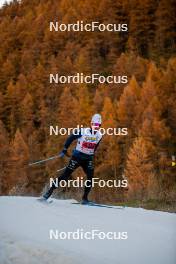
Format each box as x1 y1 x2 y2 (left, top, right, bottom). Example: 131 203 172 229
75 128 102 155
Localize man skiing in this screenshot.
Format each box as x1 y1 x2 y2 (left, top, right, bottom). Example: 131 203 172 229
42 114 103 204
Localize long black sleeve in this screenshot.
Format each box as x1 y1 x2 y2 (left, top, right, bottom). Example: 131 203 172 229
94 138 102 152
64 132 82 149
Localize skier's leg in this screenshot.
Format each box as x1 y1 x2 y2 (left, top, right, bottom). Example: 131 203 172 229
43 157 80 199
81 159 94 201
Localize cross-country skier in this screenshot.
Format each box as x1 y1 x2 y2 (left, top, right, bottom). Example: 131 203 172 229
42 114 103 204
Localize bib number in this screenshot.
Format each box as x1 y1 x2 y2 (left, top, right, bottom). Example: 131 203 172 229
82 141 96 150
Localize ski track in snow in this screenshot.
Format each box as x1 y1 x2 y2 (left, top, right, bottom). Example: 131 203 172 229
0 196 176 264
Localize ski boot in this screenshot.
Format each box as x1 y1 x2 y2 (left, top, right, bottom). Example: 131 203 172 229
43 186 55 200
81 198 92 205
37 187 55 203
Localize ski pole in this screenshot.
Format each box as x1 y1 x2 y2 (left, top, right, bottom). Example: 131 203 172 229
57 166 66 172
28 155 59 166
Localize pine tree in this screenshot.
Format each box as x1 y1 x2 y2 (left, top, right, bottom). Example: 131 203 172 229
128 0 158 57
101 97 121 174
161 58 176 136
4 81 21 137
0 58 16 92
101 96 116 128
58 86 78 128
76 85 93 125
140 96 171 144
0 120 10 194
93 84 107 112
9 129 29 194
155 0 176 58
125 136 156 199
15 73 28 101
97 0 128 55
0 91 4 121
21 92 34 140
134 62 162 128
117 76 140 129
75 49 91 74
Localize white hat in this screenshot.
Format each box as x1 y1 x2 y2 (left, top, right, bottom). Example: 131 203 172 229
91 114 102 124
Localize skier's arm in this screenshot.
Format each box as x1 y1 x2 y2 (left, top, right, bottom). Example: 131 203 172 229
94 138 102 152
59 133 82 157
64 133 82 149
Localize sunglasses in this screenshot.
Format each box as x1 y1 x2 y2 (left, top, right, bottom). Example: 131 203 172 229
92 123 101 127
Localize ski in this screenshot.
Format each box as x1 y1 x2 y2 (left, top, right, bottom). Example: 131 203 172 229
71 201 124 209
37 197 53 204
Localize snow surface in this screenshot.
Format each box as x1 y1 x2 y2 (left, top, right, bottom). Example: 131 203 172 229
0 196 175 264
